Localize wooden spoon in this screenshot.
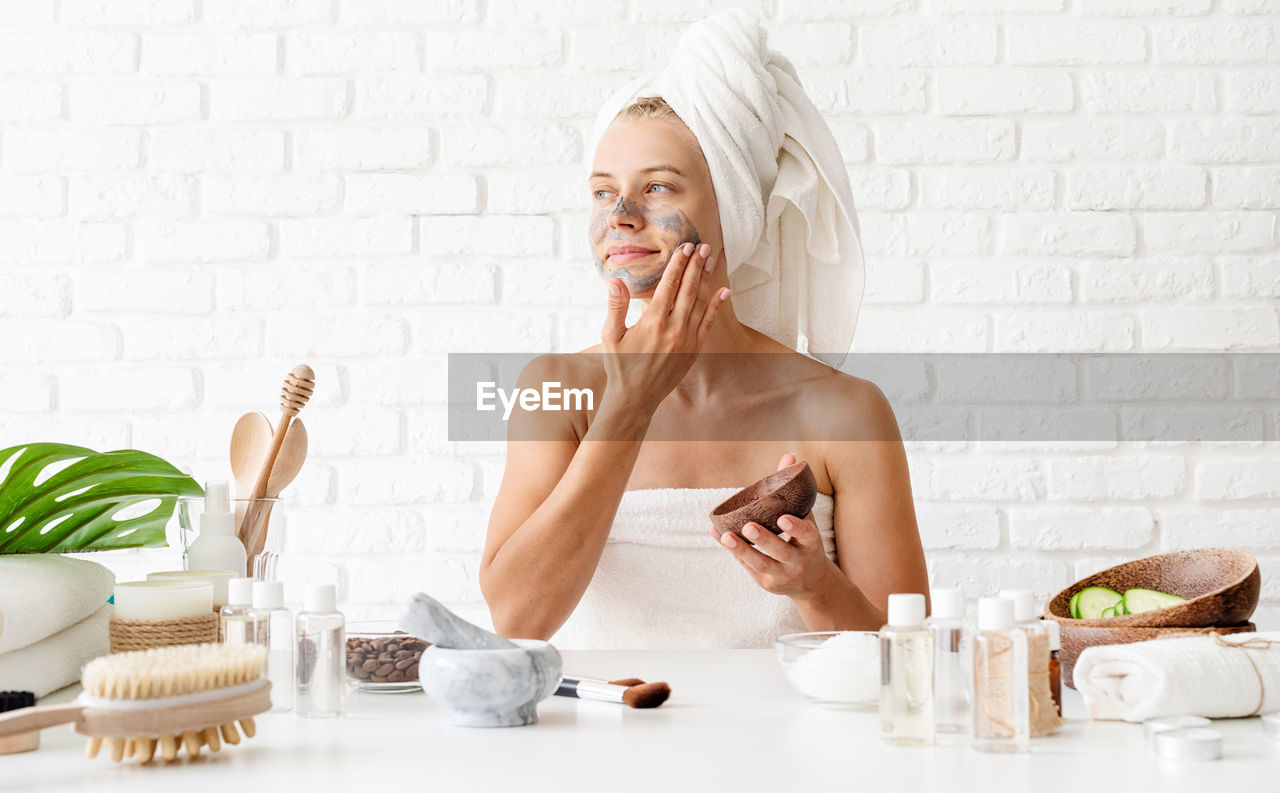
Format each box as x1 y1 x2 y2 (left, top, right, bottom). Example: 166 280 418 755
228 411 308 550
240 365 315 571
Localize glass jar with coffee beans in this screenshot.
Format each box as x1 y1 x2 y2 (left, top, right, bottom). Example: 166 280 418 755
345 621 430 693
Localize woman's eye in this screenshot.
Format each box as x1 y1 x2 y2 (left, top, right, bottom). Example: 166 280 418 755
647 183 670 193
592 189 614 201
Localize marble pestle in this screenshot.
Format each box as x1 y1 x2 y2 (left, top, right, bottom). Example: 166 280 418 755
398 593 517 650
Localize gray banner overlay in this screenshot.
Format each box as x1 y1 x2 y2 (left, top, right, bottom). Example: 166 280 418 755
448 354 1279 442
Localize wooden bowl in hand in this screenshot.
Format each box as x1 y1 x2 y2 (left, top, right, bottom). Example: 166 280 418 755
709 462 818 539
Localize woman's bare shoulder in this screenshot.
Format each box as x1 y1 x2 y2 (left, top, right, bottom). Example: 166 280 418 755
794 359 902 443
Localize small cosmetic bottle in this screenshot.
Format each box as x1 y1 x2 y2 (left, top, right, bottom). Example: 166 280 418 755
252 580 294 713
220 577 266 645
973 597 1030 753
1044 619 1063 716
296 584 344 719
879 592 935 747
928 588 972 741
1001 588 1059 735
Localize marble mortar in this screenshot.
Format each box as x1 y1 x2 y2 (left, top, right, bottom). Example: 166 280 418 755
417 639 562 727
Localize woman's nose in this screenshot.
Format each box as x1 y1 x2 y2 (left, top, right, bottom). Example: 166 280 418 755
607 195 644 229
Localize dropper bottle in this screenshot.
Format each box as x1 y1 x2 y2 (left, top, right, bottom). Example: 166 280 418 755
973 597 1030 753
879 593 934 747
928 587 972 740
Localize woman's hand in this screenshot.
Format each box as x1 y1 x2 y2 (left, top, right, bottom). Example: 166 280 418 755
600 242 729 415
711 453 838 601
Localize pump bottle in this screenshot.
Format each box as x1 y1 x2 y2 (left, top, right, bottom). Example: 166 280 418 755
186 481 246 577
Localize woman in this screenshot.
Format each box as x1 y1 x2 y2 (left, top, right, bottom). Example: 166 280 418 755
479 12 928 648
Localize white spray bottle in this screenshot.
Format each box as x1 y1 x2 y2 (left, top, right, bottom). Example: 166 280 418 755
186 481 247 576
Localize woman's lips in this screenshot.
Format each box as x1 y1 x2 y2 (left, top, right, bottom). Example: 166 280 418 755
607 250 659 265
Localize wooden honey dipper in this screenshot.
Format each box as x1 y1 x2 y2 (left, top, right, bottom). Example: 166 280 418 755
239 364 315 573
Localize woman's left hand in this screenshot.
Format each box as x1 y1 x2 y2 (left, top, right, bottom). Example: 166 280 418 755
710 453 837 600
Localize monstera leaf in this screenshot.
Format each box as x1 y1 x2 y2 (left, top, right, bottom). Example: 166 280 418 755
0 443 202 555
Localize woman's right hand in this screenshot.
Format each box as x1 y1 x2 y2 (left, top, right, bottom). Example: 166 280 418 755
599 241 730 415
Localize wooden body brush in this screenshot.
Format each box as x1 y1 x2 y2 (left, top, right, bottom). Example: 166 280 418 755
0 643 269 765
239 363 315 573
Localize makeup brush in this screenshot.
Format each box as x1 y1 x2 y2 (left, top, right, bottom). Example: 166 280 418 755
0 643 269 765
555 676 671 709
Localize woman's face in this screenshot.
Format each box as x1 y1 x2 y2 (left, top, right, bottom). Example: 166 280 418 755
588 117 721 297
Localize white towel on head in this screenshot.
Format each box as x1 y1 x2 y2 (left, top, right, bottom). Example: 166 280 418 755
0 554 115 655
0 605 110 697
1073 631 1280 722
588 9 864 368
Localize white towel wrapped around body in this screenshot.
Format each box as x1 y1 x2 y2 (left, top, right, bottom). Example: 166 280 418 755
589 9 865 367
551 488 836 649
0 555 115 654
1073 631 1280 722
0 604 110 697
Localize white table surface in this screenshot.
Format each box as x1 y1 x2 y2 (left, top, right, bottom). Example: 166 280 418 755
5 649 1277 792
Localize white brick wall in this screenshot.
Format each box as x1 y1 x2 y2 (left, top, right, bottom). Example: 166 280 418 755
1 3 1277 631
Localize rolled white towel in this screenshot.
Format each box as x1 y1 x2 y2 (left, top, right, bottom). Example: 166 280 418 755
0 555 115 654
1074 631 1280 722
0 604 110 697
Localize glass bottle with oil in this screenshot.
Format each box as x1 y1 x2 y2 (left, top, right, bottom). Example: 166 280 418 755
879 592 935 746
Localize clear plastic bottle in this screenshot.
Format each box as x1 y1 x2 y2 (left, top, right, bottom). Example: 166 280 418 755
1001 588 1055 732
252 580 294 713
220 577 266 645
296 584 344 719
973 597 1030 753
879 592 934 747
928 587 972 740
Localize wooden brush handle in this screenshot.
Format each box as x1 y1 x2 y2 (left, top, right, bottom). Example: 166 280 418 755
0 702 84 736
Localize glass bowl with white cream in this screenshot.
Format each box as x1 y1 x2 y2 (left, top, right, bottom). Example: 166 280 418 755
774 631 880 709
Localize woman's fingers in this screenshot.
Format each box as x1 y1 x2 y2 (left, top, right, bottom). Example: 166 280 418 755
778 514 821 550
671 243 711 321
718 529 778 574
650 242 694 315
741 522 796 564
601 277 630 344
776 453 797 471
695 287 730 346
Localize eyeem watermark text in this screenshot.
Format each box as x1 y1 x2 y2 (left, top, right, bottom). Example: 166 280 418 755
476 381 595 421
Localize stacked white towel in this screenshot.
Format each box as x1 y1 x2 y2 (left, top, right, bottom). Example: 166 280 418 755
0 555 114 696
1074 631 1280 722
552 488 836 650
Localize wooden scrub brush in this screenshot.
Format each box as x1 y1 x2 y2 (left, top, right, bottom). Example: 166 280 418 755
0 643 270 765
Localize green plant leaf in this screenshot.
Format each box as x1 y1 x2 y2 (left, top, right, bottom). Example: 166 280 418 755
0 443 202 555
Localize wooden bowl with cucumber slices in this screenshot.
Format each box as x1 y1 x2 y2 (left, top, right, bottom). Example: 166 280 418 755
1043 548 1260 629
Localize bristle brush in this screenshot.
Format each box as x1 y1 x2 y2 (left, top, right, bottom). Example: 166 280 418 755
0 643 270 765
555 676 671 709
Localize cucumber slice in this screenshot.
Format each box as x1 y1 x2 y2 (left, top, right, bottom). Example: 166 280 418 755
1122 588 1186 614
1075 586 1123 619
1100 605 1116 618
1069 591 1083 619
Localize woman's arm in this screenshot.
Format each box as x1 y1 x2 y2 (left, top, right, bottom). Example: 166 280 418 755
479 372 652 639
714 382 929 631
480 243 727 639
